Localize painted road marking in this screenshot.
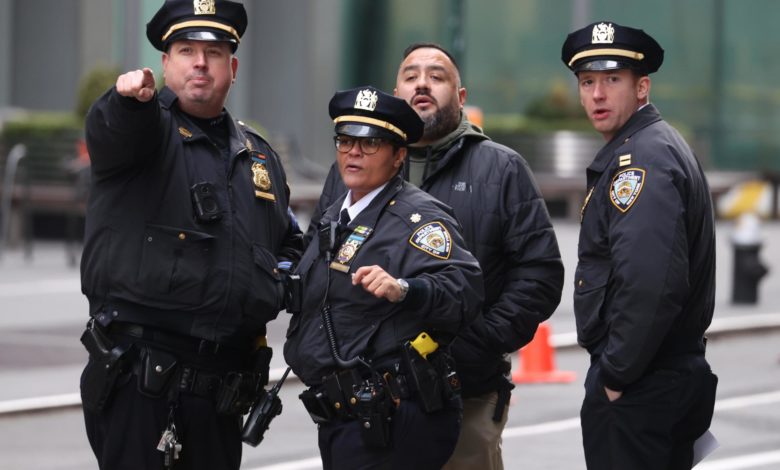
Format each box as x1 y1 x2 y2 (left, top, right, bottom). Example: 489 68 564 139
0 279 80 298
697 450 780 470
245 389 780 470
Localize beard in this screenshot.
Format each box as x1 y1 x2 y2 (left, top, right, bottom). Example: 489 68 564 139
419 97 461 142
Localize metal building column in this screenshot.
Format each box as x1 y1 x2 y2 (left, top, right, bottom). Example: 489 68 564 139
0 1 12 107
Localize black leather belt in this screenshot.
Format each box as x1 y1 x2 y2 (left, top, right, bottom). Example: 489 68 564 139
109 321 247 362
178 365 223 398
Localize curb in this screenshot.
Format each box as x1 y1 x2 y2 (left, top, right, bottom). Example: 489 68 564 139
550 312 780 349
2 313 779 416
0 366 290 416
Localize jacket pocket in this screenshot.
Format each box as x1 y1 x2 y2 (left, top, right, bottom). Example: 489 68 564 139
136 224 215 304
573 262 611 341
247 243 284 322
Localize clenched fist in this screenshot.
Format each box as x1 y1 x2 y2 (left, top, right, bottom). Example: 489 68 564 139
116 67 156 102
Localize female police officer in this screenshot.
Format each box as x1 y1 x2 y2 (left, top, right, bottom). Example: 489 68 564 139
284 86 484 469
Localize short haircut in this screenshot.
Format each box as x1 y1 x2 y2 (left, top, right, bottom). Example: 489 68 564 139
402 42 461 74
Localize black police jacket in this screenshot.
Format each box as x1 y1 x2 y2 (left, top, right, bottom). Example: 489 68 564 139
81 86 303 344
307 123 563 397
284 175 484 386
575 104 716 390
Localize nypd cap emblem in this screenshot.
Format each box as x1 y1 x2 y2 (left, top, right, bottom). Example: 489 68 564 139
610 168 645 212
193 0 216 15
591 22 615 44
409 221 452 259
354 89 378 111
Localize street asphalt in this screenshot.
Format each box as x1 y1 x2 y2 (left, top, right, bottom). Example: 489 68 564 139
0 218 779 413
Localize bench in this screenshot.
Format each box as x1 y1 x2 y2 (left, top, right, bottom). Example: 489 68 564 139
0 137 88 265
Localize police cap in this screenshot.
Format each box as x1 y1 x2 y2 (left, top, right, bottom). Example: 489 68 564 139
146 0 248 52
561 21 664 74
329 86 424 145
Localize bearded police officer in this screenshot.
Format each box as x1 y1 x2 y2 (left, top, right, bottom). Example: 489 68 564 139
284 86 484 469
79 1 303 469
561 21 718 470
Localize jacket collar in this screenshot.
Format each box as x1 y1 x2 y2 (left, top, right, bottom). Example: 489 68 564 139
406 114 489 183
588 103 663 173
159 86 178 109
325 173 405 229
159 86 249 157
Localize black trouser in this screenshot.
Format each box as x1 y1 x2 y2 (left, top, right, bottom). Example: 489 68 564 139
580 354 718 470
318 397 461 470
82 365 243 470
81 331 249 470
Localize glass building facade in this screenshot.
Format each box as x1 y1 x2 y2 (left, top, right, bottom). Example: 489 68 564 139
341 0 780 171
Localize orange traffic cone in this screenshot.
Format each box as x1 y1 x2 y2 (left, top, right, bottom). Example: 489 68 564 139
512 323 576 384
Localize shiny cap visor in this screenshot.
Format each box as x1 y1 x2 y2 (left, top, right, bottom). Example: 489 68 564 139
165 30 238 51
335 123 400 142
574 59 641 73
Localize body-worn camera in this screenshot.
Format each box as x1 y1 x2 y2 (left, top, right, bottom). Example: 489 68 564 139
191 182 222 224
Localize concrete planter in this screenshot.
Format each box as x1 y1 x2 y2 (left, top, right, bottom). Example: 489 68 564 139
490 130 602 178
490 130 603 219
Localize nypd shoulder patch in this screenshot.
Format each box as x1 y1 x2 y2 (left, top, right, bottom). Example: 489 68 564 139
610 168 645 212
409 221 452 260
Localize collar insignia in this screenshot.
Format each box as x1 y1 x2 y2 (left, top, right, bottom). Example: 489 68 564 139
179 127 193 138
610 168 645 213
409 221 452 260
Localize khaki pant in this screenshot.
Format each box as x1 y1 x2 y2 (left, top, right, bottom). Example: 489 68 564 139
442 391 509 470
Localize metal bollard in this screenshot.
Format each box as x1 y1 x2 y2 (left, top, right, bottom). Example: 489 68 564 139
731 213 769 304
0 144 28 259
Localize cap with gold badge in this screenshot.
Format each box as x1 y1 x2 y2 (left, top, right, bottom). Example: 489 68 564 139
561 21 664 75
328 86 424 145
146 0 248 52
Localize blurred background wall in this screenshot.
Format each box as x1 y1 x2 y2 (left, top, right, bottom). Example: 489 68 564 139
0 0 778 219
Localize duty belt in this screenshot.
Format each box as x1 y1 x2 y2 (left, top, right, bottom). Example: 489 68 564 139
109 322 262 415
300 368 410 424
109 321 249 363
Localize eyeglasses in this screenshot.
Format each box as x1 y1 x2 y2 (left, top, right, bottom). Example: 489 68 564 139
333 136 389 155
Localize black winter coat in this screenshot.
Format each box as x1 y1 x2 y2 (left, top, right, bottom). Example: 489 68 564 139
575 104 716 390
285 175 484 385
308 132 563 397
82 86 303 345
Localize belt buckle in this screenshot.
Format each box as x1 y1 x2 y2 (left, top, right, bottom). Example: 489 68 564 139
179 366 198 393
198 339 220 355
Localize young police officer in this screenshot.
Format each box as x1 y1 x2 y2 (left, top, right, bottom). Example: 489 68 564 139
80 1 302 469
562 22 718 470
284 86 484 469
309 44 564 470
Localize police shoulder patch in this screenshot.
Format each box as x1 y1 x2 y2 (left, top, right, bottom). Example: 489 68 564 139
610 167 646 213
409 221 452 260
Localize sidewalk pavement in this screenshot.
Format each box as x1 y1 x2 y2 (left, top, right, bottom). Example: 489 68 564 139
1 219 778 414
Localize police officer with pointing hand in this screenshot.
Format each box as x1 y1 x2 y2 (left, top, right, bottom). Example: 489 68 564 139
80 1 302 469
